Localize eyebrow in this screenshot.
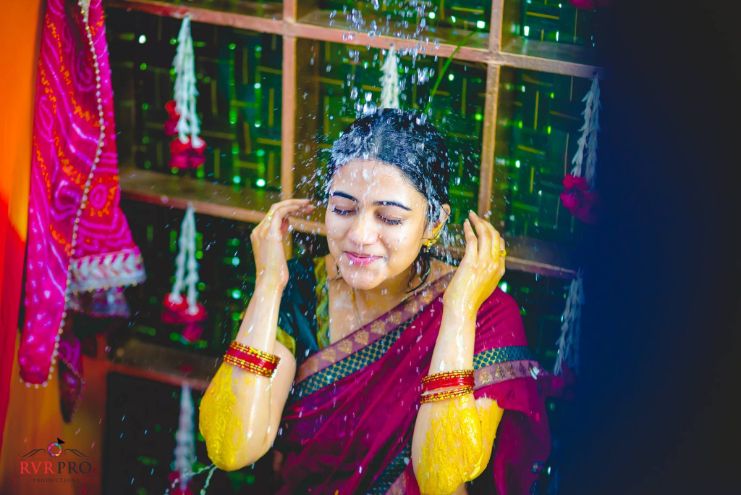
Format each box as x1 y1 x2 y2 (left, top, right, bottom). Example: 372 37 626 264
330 191 412 211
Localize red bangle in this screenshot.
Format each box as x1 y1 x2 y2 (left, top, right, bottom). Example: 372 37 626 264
421 369 474 384
229 341 280 364
223 354 274 377
421 374 475 393
226 346 278 372
420 386 474 404
223 342 280 377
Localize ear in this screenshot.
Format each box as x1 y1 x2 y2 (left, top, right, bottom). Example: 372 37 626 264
424 204 451 237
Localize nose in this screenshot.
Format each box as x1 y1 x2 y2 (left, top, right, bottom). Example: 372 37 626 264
346 211 379 247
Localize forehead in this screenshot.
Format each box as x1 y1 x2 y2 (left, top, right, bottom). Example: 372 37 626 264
330 159 423 202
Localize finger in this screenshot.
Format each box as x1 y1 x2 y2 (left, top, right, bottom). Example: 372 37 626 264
484 220 501 255
258 199 313 231
462 218 478 261
266 201 313 238
468 211 491 260
488 227 502 255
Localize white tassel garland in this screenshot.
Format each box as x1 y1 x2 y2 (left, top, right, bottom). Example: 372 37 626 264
169 204 201 315
570 74 601 189
380 46 400 109
173 16 203 148
173 383 195 491
554 269 585 375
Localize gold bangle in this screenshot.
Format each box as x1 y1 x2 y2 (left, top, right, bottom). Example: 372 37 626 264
223 354 275 377
229 341 280 364
421 369 474 385
419 386 474 404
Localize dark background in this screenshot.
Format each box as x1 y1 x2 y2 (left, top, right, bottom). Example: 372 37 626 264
562 1 740 493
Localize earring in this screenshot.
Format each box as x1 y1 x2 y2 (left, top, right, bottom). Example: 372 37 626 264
332 261 343 281
422 223 444 248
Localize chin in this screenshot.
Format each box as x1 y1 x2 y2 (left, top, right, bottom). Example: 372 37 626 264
338 260 386 290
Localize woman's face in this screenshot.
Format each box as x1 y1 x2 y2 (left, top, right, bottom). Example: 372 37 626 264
325 159 438 291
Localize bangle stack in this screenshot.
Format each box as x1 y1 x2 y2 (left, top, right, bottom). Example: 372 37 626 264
223 341 280 377
420 369 475 404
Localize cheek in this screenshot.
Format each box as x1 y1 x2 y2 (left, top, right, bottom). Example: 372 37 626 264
324 213 348 247
383 225 424 258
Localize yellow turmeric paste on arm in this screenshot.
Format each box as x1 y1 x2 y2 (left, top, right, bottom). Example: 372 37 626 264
414 396 504 495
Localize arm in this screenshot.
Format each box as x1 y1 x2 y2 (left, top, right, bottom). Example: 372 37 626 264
412 211 507 495
411 305 505 495
198 199 313 471
198 279 296 471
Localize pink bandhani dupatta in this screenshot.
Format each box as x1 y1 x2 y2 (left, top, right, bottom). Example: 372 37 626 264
17 0 145 415
277 272 551 495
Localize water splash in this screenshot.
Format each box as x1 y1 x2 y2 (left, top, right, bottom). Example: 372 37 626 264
163 463 217 495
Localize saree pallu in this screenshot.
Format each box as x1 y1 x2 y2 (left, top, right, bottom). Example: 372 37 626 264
276 262 550 494
17 0 145 414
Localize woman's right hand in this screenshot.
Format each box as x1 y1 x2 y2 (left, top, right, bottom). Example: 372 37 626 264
250 198 314 289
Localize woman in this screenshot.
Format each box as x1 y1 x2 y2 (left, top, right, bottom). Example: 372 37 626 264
199 109 550 494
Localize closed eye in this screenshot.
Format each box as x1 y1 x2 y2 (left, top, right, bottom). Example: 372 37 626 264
331 207 403 226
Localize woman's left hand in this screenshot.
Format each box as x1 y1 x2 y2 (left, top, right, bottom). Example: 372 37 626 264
443 211 507 316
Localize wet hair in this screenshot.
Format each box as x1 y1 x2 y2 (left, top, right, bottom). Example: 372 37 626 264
323 108 451 291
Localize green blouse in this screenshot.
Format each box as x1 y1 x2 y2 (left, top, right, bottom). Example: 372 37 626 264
275 256 330 364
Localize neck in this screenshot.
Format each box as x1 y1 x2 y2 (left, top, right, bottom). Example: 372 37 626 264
327 254 419 316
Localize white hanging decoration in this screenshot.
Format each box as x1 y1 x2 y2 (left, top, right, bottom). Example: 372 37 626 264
172 383 195 492
570 74 601 189
173 15 203 148
379 45 400 109
553 269 585 375
167 204 202 316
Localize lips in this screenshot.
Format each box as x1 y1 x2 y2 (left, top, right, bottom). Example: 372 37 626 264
344 251 382 266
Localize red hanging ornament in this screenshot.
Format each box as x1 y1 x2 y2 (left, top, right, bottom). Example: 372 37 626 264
561 74 601 224
569 0 611 9
169 137 206 170
560 174 599 224
165 16 206 170
161 204 207 340
167 471 194 495
164 99 179 137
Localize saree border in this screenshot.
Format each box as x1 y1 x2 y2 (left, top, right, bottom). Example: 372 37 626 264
295 271 454 384
366 443 412 495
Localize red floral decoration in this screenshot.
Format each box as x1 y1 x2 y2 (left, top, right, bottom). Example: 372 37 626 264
162 293 207 326
167 471 194 495
559 174 599 224
542 363 577 401
164 99 206 170
569 0 611 9
169 137 206 170
164 100 180 137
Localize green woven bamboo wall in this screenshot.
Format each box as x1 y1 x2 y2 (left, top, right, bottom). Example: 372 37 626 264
108 10 283 191
495 67 591 243
514 0 597 46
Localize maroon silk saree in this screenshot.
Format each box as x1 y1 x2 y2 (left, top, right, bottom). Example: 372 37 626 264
275 263 551 494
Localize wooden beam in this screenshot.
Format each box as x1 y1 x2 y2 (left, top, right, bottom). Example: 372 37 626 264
282 0 297 22
288 16 490 64
106 0 603 78
495 44 602 79
119 167 325 233
281 35 297 199
489 0 505 53
107 336 216 391
478 63 500 221
106 0 283 33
